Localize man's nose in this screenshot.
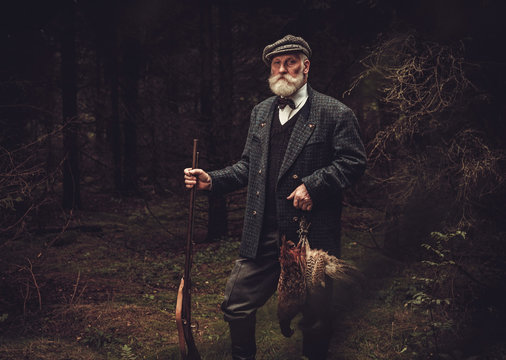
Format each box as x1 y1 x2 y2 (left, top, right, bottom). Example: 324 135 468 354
279 63 287 73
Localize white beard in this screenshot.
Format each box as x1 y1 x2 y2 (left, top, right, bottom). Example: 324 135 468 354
268 70 305 97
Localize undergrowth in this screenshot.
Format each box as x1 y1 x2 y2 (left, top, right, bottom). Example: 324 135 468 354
1 197 504 359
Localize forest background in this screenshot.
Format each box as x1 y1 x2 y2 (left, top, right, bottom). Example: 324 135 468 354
1 0 505 359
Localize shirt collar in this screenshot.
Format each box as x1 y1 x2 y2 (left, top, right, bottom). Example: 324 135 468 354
286 83 308 109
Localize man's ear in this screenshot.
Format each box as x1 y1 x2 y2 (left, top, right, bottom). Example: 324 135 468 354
303 59 310 74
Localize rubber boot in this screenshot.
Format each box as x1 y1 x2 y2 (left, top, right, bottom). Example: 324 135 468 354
302 331 331 360
229 315 256 360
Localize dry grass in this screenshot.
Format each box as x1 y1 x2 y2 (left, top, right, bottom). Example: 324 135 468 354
2 198 502 359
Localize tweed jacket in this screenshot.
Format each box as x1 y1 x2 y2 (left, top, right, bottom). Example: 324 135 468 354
209 85 366 259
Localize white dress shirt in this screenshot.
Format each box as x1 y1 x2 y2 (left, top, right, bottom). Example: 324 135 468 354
278 83 309 125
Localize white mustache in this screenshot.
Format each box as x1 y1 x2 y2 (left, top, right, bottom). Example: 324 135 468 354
268 69 304 97
270 74 298 84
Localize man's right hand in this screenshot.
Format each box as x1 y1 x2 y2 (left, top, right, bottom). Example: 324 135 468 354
184 168 212 191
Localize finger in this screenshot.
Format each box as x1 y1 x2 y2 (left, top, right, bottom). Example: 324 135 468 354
293 197 299 208
185 178 197 184
184 167 197 176
185 181 196 188
287 191 295 200
189 169 203 176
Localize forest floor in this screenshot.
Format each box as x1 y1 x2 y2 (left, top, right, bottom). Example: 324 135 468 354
0 191 504 359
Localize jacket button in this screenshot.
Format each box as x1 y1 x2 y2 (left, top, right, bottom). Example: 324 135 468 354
292 174 299 180
253 210 257 216
258 169 262 174
293 216 299 222
256 191 260 196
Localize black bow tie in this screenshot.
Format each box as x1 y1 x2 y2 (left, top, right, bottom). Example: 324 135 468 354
277 97 296 109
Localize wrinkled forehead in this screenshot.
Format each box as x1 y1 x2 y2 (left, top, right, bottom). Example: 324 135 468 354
271 52 303 60
270 52 303 65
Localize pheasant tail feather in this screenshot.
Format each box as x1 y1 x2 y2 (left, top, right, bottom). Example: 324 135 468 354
324 255 363 283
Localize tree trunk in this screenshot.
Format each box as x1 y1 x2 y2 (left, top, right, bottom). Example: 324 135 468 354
103 7 123 193
199 0 229 242
218 0 233 147
61 0 81 210
121 36 141 195
207 0 235 242
94 49 106 149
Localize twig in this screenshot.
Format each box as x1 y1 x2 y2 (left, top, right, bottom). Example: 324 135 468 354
351 239 381 250
368 228 382 250
27 258 42 311
0 204 36 233
19 258 42 313
143 199 178 237
81 150 110 168
22 280 29 316
42 209 74 254
69 270 80 305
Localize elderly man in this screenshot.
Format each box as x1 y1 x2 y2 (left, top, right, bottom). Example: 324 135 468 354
184 35 366 360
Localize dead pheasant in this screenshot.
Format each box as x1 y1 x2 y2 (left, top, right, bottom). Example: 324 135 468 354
277 218 361 337
277 234 307 337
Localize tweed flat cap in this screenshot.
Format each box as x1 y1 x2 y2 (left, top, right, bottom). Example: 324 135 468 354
262 35 311 66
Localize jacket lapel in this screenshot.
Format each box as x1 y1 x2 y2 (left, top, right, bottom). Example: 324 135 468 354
277 85 316 182
258 98 277 172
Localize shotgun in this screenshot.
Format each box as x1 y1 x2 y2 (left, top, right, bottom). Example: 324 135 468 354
175 139 202 360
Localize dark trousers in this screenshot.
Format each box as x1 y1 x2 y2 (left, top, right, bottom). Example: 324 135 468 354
221 230 334 360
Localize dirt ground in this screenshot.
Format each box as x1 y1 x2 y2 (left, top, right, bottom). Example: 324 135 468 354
1 193 504 359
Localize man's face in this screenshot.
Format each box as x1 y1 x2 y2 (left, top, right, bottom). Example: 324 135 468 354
268 53 310 97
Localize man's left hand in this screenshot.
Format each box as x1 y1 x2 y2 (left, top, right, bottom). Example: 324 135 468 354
287 184 313 211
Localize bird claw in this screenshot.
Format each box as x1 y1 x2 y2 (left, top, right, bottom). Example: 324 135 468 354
280 321 295 338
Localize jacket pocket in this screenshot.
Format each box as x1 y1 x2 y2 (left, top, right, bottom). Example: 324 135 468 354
306 133 325 145
301 135 329 172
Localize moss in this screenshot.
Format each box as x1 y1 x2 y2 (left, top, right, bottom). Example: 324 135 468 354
0 337 106 360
